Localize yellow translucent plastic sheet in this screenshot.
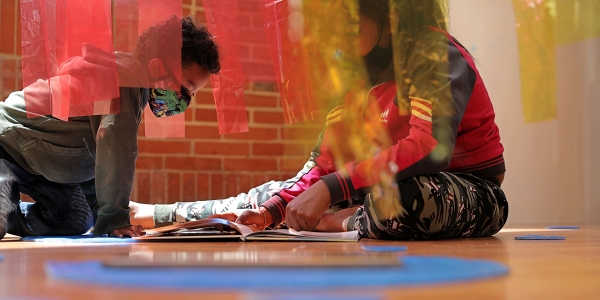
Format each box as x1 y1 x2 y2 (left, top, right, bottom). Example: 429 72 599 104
512 0 557 123
302 0 390 163
554 0 600 45
512 0 600 123
301 0 398 219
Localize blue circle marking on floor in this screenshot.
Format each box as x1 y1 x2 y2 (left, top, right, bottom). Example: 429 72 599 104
545 226 579 230
361 245 408 252
45 255 508 290
515 235 566 240
21 235 134 244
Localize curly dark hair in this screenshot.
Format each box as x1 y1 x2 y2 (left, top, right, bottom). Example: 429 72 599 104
134 16 220 74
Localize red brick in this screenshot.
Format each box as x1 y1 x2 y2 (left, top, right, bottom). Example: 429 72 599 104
151 172 166 204
195 108 218 122
252 14 266 29
244 94 278 108
15 59 21 89
0 59 16 92
20 193 33 202
239 173 252 194
186 125 222 139
15 2 21 56
237 0 261 12
282 172 298 180
238 14 251 28
224 127 278 141
183 7 191 16
253 111 284 124
251 46 272 61
195 91 215 105
138 121 146 136
252 142 306 157
197 173 210 200
211 174 225 199
281 127 322 142
185 108 194 121
195 141 249 156
167 172 181 202
1 0 16 54
240 45 251 59
281 158 306 172
225 174 238 197
251 82 279 92
242 62 275 78
136 155 164 170
165 157 222 171
138 140 191 154
251 173 269 187
224 158 277 171
240 28 268 44
136 172 151 202
194 10 206 23
182 173 196 201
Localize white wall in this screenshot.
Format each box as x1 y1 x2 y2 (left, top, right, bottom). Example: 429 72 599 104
449 0 600 224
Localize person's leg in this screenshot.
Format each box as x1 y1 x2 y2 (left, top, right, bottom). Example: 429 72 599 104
0 158 93 237
349 172 508 240
0 158 34 239
11 179 93 237
78 178 99 224
138 180 286 228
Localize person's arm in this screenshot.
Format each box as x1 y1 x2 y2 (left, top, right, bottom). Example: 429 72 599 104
323 32 473 205
260 163 329 227
90 87 145 235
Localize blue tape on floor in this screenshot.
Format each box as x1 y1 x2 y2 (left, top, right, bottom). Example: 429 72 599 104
245 293 383 300
0 255 3 261
515 235 565 240
45 256 508 290
361 245 407 252
546 226 579 230
21 235 134 244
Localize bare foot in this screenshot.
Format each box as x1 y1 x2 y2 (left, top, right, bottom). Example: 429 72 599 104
129 201 155 229
315 207 360 232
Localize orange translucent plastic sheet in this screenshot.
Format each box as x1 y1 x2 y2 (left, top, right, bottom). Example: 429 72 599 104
21 0 119 121
203 0 249 134
261 0 318 123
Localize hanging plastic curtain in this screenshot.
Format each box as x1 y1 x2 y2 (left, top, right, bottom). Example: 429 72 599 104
136 0 185 138
21 0 118 120
261 0 318 124
203 0 249 134
301 0 390 166
511 0 557 123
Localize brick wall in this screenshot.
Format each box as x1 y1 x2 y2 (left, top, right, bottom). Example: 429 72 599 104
0 0 323 204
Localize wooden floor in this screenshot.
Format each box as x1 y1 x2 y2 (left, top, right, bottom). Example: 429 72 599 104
0 224 598 299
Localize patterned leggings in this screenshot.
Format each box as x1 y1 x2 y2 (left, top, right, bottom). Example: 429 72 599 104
350 172 508 240
160 172 508 240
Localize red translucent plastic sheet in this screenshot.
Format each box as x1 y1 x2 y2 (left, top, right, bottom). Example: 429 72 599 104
20 0 119 121
261 0 318 123
203 0 249 134
134 0 184 138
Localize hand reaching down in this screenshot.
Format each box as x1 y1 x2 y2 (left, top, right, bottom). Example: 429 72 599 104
110 225 145 237
209 207 273 231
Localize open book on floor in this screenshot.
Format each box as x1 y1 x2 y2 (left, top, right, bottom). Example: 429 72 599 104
137 218 359 242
